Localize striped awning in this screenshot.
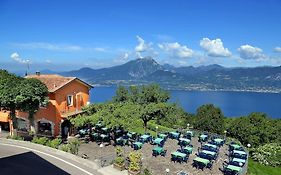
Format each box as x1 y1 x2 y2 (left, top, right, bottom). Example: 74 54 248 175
0 111 10 122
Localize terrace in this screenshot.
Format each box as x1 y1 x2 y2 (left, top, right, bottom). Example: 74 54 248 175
75 123 248 175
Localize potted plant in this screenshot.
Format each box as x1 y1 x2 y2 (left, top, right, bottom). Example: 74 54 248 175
113 147 125 171
113 156 125 171
128 151 142 175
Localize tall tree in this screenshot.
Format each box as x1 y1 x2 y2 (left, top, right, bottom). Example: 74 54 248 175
113 85 129 102
194 104 225 134
140 103 167 132
138 84 170 105
0 70 23 130
16 78 49 133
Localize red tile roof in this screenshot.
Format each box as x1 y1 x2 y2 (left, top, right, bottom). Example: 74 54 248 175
25 74 92 92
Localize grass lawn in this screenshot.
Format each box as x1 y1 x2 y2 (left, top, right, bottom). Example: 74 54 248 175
247 158 281 175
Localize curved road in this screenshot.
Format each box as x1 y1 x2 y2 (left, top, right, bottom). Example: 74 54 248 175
0 141 101 175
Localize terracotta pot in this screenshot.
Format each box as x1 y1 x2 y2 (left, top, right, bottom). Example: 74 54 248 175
128 169 141 175
113 163 125 171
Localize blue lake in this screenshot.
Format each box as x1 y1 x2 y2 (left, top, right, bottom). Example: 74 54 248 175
90 87 281 118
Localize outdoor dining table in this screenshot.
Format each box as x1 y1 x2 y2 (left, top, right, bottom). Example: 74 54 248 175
171 151 187 162
101 127 109 132
170 132 180 139
79 129 88 135
186 131 193 136
199 134 208 142
233 150 247 155
179 138 191 146
127 132 136 138
153 138 164 145
213 138 224 145
153 146 164 155
202 150 216 156
116 137 127 145
95 123 103 128
225 165 242 173
133 142 143 150
230 144 242 150
140 134 151 142
183 146 193 154
231 158 246 167
193 157 210 168
158 133 168 139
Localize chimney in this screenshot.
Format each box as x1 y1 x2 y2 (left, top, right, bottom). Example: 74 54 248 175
35 71 40 76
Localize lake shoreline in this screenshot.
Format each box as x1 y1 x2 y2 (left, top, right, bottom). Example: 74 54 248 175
92 84 281 94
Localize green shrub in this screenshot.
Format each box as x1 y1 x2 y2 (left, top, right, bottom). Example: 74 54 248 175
60 144 70 152
6 135 24 140
31 137 49 145
68 138 80 155
251 143 281 167
114 156 125 165
46 138 62 149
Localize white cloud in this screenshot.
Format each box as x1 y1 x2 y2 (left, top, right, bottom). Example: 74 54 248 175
45 59 52 63
123 52 129 60
135 35 153 58
13 42 82 51
274 47 281 52
238 45 267 60
10 52 30 64
158 42 193 58
12 42 107 52
200 38 231 57
93 47 106 52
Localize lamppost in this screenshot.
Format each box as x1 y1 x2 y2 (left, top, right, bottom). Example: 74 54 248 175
165 168 170 175
187 123 190 130
247 143 251 148
224 130 227 140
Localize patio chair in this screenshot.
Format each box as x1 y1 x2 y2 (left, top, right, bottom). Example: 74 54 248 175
171 154 177 162
152 150 158 157
161 150 167 157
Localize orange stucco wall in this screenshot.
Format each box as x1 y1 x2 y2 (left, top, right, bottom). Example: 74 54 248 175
16 79 91 136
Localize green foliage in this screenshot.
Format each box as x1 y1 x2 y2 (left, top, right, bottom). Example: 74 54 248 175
31 137 49 145
129 151 142 172
147 121 174 133
248 158 281 175
227 113 281 147
60 144 70 152
58 138 80 154
6 135 24 140
114 156 125 165
46 138 62 149
68 138 80 155
251 143 281 167
113 84 170 105
0 70 23 129
194 104 225 134
115 146 123 157
16 78 49 131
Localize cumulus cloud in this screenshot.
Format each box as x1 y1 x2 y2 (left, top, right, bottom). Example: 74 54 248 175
158 42 193 58
274 47 281 52
10 52 30 64
135 35 153 58
200 38 231 57
238 45 267 60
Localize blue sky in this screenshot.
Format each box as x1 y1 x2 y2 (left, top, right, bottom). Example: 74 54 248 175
1 0 281 73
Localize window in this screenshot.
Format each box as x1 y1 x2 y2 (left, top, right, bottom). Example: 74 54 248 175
67 95 73 106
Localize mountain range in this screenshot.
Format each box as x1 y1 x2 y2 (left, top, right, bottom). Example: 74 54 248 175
60 57 281 93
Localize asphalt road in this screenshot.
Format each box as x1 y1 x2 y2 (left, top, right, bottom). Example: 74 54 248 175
0 142 101 175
